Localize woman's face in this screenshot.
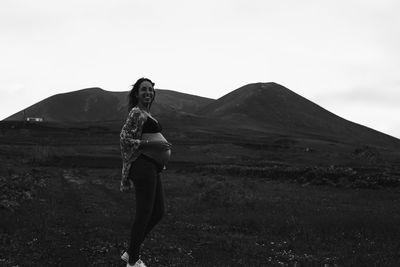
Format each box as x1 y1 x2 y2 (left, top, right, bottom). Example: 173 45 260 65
136 80 155 106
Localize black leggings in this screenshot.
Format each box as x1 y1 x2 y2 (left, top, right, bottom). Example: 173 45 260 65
127 154 165 264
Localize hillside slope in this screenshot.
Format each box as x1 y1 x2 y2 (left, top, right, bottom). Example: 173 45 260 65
198 82 400 147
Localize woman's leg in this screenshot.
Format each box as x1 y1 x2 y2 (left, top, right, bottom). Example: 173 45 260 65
143 173 165 240
127 159 158 264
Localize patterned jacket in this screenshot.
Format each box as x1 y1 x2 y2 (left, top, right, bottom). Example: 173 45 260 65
120 107 148 182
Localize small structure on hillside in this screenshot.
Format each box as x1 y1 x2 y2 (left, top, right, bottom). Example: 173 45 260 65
26 117 44 122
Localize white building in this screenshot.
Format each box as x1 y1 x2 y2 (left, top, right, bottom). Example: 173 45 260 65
26 117 44 122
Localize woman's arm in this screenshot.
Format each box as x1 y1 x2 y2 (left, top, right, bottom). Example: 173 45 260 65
120 108 146 189
120 108 145 150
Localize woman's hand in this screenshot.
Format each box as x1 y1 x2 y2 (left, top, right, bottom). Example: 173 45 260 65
141 140 172 150
159 141 172 151
120 179 134 192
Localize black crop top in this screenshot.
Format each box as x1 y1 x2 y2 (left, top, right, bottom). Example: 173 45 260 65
142 116 162 133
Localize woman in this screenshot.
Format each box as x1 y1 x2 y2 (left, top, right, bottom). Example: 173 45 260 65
120 77 172 267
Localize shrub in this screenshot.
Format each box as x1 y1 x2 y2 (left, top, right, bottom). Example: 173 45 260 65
29 145 56 164
197 179 261 209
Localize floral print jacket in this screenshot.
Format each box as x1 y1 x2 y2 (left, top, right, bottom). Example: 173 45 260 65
120 107 148 183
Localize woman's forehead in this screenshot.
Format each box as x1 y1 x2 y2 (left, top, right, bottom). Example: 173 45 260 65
139 80 153 88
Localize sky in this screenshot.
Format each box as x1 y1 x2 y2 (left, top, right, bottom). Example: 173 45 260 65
1 0 399 138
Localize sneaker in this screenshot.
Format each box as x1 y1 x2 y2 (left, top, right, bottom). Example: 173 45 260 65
121 251 129 262
127 259 147 267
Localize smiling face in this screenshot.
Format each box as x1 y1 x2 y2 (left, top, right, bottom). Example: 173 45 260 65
136 80 155 108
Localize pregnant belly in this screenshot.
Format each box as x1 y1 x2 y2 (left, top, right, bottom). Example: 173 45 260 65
141 133 171 167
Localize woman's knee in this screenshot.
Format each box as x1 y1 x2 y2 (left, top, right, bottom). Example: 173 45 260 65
134 205 155 224
158 205 165 219
153 204 165 223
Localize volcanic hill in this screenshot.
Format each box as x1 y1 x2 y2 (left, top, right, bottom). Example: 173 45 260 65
199 82 400 147
4 82 400 150
5 87 213 123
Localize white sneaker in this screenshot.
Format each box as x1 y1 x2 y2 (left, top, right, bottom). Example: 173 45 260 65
127 259 147 267
121 251 129 262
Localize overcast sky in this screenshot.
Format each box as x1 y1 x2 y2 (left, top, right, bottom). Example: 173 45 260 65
1 0 399 138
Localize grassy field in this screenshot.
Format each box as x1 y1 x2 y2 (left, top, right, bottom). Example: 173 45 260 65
1 160 400 266
1 123 400 266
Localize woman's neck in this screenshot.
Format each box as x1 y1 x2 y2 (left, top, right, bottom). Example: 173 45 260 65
137 103 151 112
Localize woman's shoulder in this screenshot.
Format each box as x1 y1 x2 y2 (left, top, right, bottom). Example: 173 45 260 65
128 107 148 120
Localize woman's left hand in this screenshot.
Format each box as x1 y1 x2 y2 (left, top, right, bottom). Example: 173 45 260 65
120 179 134 192
159 141 173 151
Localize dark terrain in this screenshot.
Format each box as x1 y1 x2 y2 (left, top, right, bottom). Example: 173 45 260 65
2 82 400 266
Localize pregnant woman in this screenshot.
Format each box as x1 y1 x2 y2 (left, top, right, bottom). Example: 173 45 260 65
120 77 172 267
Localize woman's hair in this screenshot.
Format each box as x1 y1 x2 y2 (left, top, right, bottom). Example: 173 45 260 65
128 77 156 112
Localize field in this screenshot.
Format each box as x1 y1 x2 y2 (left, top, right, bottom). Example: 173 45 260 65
1 122 400 266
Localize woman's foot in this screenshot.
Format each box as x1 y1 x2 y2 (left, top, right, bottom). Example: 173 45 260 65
122 251 146 266
121 251 129 262
127 259 147 267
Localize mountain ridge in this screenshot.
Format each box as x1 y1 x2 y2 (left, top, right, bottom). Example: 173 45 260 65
4 83 400 150
199 82 399 146
5 87 214 122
